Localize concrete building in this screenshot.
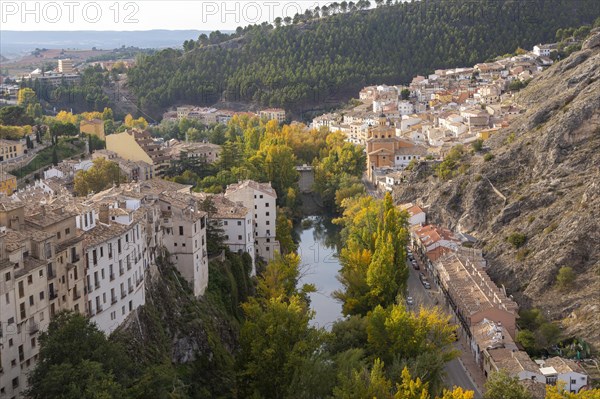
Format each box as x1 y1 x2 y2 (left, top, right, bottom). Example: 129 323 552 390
166 141 222 164
57 59 74 74
365 121 427 181
194 193 256 273
0 172 17 196
82 200 147 334
0 139 24 163
225 180 280 261
159 191 208 297
539 357 589 393
260 108 286 123
106 129 169 177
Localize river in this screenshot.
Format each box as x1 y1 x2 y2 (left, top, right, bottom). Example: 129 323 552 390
295 215 344 330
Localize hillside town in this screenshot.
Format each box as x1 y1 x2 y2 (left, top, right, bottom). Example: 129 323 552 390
0 33 598 398
312 45 559 190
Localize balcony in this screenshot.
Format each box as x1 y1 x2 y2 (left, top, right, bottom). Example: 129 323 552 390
73 290 81 300
72 254 80 263
97 305 103 313
128 285 133 294
47 270 56 280
49 290 58 300
28 321 39 335
111 296 117 305
121 291 126 299
109 273 115 281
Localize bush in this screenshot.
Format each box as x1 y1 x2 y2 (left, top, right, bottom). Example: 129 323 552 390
483 153 494 162
507 232 526 248
556 266 576 290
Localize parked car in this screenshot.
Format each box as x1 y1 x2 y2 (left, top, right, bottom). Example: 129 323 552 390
412 260 419 270
406 296 414 306
422 281 431 289
419 272 427 282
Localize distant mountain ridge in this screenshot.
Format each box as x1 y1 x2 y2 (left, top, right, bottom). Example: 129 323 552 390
0 30 217 55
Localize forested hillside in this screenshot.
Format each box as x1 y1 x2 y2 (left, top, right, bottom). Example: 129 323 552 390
128 0 600 118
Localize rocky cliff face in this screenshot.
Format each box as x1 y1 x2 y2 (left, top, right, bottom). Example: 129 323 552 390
396 31 600 348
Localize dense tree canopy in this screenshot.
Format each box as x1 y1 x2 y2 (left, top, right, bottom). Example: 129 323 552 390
128 0 599 117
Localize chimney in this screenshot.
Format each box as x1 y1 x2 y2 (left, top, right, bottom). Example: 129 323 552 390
99 204 110 225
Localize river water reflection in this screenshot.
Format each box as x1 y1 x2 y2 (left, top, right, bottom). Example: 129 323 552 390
295 216 343 330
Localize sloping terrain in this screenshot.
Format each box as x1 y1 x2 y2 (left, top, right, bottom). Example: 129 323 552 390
396 31 600 348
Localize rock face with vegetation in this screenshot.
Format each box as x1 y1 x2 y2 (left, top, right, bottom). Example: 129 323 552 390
396 30 600 349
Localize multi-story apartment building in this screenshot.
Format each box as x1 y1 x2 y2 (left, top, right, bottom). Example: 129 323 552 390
259 108 286 123
106 129 170 177
159 191 208 297
225 180 280 261
80 200 147 334
194 193 255 273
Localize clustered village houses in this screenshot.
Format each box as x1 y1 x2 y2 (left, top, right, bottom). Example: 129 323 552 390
0 43 592 397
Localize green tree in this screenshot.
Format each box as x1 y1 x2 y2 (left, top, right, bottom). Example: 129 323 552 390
276 212 297 254
0 106 34 126
17 87 38 108
483 370 532 399
400 89 411 100
74 158 127 196
27 312 133 399
52 147 58 165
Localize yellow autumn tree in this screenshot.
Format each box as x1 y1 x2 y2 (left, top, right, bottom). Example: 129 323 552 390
123 114 148 130
55 111 78 124
545 382 600 399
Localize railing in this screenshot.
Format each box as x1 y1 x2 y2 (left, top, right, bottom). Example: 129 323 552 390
49 291 58 300
109 273 115 281
73 290 81 300
121 291 126 299
47 270 56 280
72 254 80 263
111 296 117 304
128 285 133 293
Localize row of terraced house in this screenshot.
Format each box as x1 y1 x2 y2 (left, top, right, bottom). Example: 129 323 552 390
402 203 590 397
0 178 279 398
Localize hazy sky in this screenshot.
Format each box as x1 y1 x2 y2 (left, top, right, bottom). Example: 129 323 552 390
1 0 334 31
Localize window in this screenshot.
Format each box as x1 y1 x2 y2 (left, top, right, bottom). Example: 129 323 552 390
31 337 36 348
223 221 228 226
27 275 33 284
237 220 242 226
39 291 44 300
259 195 263 199
179 226 184 236
18 281 24 298
12 377 19 389
238 235 242 240
39 269 43 277
9 338 13 347
29 295 34 306
266 212 270 216
5 272 11 281
266 247 270 251
100 246 104 257
5 293 9 304
266 221 270 225
65 228 70 235
57 231 61 240
265 202 270 207
571 379 576 384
